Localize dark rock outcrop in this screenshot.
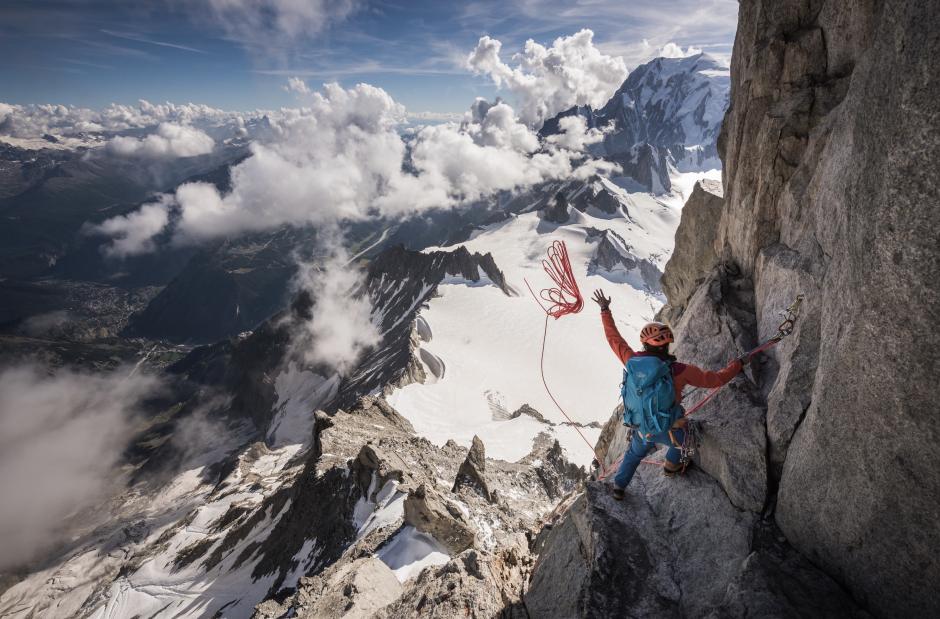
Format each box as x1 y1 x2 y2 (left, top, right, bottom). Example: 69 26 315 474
540 192 571 224
659 179 724 324
509 403 547 424
334 244 512 408
452 435 493 502
589 229 663 294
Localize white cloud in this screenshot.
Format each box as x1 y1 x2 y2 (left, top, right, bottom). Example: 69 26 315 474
94 81 618 255
292 250 380 374
659 41 704 58
544 115 606 151
0 99 251 139
191 0 358 51
467 101 539 151
406 110 464 123
0 364 160 569
597 38 715 70
467 29 627 128
285 76 312 95
88 195 173 257
105 122 215 159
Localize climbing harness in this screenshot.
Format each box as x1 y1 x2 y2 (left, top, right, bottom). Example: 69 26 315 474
598 294 805 480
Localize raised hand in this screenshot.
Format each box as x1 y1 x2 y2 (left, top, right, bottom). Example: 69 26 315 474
591 289 611 311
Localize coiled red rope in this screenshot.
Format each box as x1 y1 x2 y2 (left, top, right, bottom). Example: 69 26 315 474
525 240 583 319
524 240 605 467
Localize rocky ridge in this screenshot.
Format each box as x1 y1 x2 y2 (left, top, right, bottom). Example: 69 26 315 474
250 396 584 618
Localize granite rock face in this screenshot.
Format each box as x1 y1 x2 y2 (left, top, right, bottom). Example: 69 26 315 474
659 179 724 325
253 557 403 619
670 266 766 513
403 483 478 555
655 0 940 615
452 435 493 502
574 2 939 616
526 476 867 619
375 547 531 619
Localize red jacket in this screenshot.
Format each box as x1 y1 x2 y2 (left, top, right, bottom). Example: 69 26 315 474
601 309 741 404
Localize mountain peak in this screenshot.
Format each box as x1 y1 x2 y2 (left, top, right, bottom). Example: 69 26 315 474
540 50 729 192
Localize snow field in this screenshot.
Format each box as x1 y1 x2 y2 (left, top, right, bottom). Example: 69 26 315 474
389 172 719 467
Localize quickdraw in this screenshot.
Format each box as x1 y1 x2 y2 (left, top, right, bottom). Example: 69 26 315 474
735 294 805 361
777 294 804 336
678 418 701 469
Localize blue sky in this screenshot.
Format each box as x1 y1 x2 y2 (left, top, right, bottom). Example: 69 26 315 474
0 0 738 114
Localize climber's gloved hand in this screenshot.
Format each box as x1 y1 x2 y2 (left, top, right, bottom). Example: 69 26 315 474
592 289 611 311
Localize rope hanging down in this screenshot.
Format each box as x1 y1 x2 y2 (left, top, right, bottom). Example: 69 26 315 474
524 240 606 466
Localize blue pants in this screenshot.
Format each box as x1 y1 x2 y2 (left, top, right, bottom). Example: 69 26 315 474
613 427 686 489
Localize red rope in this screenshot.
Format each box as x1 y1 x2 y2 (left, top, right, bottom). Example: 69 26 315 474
525 240 797 482
525 240 583 319
597 335 789 480
524 240 605 467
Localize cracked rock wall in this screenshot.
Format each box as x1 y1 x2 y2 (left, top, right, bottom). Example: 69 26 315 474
666 0 940 615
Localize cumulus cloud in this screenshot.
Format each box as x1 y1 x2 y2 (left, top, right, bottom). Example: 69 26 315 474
467 29 627 128
292 250 380 374
285 76 312 96
0 364 160 569
659 41 704 58
600 39 712 69
88 195 174 257
93 81 617 255
544 115 606 151
0 99 251 139
406 110 464 124
105 123 215 159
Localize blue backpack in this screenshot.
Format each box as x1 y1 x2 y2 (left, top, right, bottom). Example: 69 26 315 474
621 356 682 437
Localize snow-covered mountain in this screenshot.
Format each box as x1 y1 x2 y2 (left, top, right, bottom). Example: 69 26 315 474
541 53 729 192
386 172 716 466
0 157 718 617
0 53 727 619
3 0 936 611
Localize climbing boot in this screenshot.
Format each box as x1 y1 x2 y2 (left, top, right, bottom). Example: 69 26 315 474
611 485 625 501
663 461 686 478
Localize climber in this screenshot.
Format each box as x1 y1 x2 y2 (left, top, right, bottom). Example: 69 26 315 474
591 289 744 500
